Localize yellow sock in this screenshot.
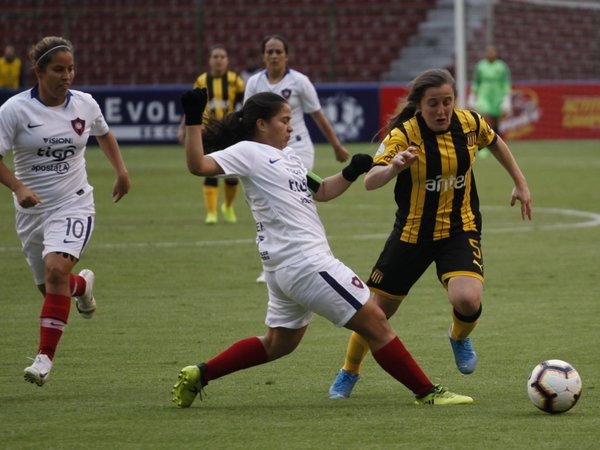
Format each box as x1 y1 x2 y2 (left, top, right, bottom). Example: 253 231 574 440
203 185 218 215
449 309 479 341
341 332 369 374
224 182 237 208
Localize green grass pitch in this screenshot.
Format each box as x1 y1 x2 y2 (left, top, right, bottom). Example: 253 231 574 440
0 140 598 449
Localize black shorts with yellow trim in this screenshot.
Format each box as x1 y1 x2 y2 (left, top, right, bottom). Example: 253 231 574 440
366 229 484 299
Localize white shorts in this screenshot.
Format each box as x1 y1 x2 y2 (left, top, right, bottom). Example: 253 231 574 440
264 251 370 329
16 191 95 285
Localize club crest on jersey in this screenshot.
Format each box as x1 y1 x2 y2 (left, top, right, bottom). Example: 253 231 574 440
466 131 477 147
351 276 364 289
71 118 85 136
280 89 291 99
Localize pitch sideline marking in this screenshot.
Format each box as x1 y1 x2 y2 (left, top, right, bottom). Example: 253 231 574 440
1 206 599 252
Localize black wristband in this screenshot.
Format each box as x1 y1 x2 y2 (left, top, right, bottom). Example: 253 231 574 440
342 154 373 182
342 165 361 182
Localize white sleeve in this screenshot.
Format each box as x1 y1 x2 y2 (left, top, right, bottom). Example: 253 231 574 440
296 73 321 114
208 142 256 177
0 100 17 156
87 94 110 136
243 73 258 103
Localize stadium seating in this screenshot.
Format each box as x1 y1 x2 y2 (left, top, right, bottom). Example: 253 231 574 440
0 0 435 84
467 1 599 81
0 0 597 86
0 0 198 86
201 0 435 83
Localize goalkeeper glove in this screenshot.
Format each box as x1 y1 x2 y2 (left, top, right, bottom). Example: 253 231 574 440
181 88 208 125
342 154 373 182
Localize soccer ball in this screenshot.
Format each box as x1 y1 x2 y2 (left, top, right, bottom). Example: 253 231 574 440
527 359 582 414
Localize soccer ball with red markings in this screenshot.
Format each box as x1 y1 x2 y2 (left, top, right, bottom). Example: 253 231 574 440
527 359 582 414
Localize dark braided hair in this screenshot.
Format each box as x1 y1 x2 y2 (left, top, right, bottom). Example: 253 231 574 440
202 92 288 153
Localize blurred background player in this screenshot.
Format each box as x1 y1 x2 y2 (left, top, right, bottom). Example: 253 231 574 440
178 44 244 224
469 45 512 157
245 34 350 282
0 44 23 90
245 34 349 171
328 68 531 399
0 36 130 386
240 49 261 84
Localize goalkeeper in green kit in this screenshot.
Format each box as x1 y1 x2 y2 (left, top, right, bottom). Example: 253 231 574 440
469 45 512 156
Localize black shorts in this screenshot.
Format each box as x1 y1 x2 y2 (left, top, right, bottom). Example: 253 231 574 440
366 229 484 300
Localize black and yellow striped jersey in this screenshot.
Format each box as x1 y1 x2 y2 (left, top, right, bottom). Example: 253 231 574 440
373 109 497 243
192 70 245 124
0 56 22 89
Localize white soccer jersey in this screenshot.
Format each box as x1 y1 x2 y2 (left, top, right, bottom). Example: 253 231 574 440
0 86 109 213
208 141 330 270
244 69 321 169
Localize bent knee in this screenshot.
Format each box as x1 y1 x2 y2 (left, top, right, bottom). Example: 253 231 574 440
352 301 396 345
448 277 482 310
44 264 70 286
265 341 298 361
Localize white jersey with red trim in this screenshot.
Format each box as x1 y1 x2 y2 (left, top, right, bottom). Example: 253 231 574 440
0 87 109 213
244 69 321 169
208 141 330 270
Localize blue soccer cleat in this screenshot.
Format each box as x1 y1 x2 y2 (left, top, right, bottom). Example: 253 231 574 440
328 369 360 399
448 332 478 374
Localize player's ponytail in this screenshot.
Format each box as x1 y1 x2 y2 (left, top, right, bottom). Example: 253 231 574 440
202 111 246 152
202 92 288 152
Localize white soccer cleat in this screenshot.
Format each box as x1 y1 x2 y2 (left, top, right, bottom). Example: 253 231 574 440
24 354 53 386
75 269 96 319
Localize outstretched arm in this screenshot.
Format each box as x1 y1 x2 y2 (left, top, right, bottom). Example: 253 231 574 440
364 147 418 190
181 88 224 177
313 154 372 202
96 131 130 203
488 136 532 220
